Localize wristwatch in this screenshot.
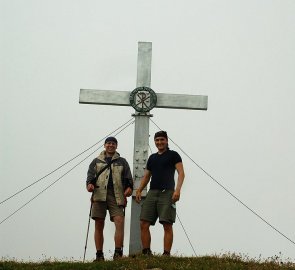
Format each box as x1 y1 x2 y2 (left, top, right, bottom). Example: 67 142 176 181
129 87 157 113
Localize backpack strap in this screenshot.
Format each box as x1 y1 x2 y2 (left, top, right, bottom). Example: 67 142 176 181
90 159 115 185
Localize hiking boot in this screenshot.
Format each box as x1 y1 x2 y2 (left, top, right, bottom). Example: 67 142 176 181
93 251 104 262
142 248 152 256
113 248 123 260
162 250 170 256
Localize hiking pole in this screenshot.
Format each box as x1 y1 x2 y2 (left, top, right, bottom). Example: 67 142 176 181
83 192 93 263
83 163 111 262
122 196 127 254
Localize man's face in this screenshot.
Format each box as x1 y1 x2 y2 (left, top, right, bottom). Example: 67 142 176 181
104 141 117 155
154 136 168 151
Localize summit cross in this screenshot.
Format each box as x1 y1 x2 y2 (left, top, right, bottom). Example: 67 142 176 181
79 41 208 255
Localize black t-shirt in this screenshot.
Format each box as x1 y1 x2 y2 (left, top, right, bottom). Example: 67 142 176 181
147 150 182 190
105 157 113 189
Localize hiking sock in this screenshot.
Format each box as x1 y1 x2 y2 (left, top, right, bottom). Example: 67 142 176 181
113 247 123 259
142 248 152 255
95 250 104 261
162 250 170 256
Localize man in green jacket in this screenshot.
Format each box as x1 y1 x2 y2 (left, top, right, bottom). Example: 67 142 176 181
86 137 133 261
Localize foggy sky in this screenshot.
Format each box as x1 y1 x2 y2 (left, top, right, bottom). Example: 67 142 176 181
1 0 295 262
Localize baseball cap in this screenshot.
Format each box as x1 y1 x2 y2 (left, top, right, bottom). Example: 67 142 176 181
104 136 118 144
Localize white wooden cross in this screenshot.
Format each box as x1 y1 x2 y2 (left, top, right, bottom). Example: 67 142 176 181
79 41 208 255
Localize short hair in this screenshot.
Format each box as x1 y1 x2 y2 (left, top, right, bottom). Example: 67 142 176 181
154 131 168 140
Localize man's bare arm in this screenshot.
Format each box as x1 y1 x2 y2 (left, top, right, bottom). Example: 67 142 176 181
172 162 185 202
135 169 152 203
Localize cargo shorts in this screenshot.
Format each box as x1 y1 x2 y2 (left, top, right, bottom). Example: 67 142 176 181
91 188 124 222
140 189 176 225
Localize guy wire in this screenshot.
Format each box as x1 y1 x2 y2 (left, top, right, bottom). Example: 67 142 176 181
176 212 198 257
0 118 134 206
0 119 135 225
150 118 295 247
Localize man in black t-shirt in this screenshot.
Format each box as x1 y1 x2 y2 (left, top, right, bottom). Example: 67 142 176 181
136 131 185 256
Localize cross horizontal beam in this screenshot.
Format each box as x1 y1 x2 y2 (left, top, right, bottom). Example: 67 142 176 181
79 89 208 110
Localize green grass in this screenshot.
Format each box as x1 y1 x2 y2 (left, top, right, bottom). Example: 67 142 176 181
1 254 295 270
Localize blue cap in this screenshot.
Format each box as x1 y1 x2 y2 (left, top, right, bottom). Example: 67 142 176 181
104 136 118 144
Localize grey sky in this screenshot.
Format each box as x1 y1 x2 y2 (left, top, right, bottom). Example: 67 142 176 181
1 0 295 262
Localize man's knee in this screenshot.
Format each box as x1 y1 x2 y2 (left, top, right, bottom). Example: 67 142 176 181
140 220 151 231
113 216 124 227
162 222 173 232
95 218 105 229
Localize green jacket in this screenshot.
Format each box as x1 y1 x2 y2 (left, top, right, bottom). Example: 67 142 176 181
86 151 133 205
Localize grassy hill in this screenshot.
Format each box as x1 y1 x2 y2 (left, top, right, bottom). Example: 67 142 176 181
1 254 295 270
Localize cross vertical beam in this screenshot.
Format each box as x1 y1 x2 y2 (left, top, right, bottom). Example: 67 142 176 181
136 42 152 86
129 42 152 255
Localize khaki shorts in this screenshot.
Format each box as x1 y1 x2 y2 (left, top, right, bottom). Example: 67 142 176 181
91 188 124 222
140 189 176 225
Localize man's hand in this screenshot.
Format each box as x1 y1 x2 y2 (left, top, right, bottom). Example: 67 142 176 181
172 190 180 203
124 187 133 197
135 189 142 203
86 183 95 192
